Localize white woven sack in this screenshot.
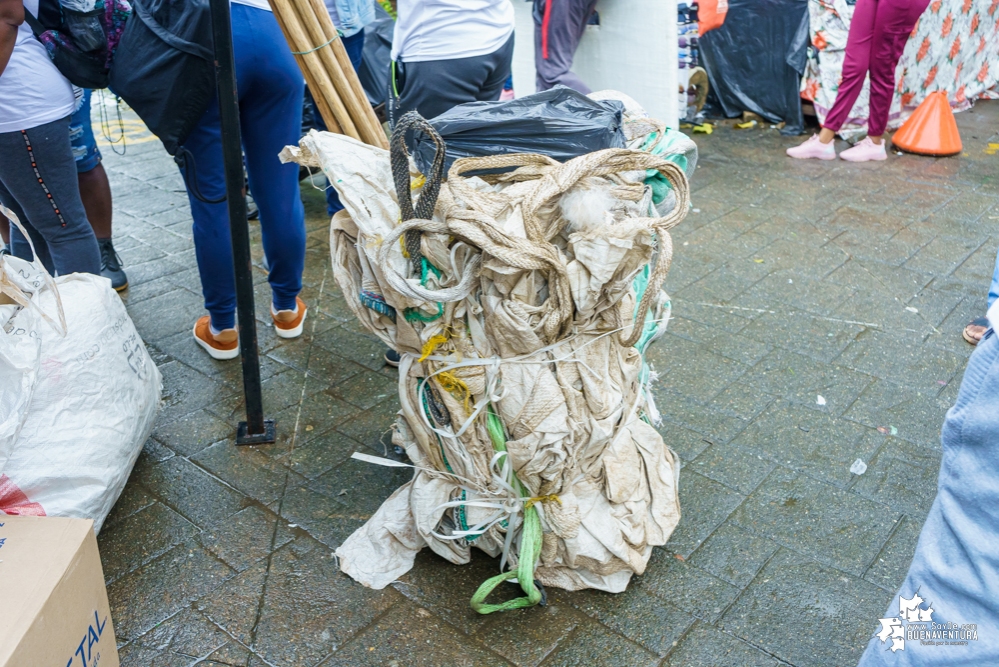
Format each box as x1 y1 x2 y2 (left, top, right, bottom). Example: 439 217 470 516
0 207 162 532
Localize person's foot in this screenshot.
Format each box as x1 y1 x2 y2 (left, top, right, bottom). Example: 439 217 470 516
786 134 836 160
963 317 990 346
193 316 239 359
839 136 887 162
384 349 401 367
272 296 307 339
98 238 128 291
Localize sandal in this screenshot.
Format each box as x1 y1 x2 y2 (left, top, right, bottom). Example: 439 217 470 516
962 316 990 346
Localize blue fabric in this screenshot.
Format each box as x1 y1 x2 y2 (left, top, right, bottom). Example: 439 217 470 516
179 3 305 330
328 0 374 37
69 89 101 173
989 243 998 309
857 329 999 666
313 30 365 217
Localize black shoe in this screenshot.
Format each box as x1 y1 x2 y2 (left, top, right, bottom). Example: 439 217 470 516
98 238 128 291
384 349 400 367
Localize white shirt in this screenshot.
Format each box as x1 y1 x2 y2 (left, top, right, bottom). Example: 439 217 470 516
392 0 514 63
230 0 272 11
0 0 77 133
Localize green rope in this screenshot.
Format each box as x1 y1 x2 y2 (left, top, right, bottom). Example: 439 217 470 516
469 409 544 614
291 32 340 56
403 257 445 322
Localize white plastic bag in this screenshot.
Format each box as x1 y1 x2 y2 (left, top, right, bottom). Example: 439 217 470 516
0 207 162 532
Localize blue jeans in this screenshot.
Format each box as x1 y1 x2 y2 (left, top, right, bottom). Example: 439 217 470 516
69 89 101 173
179 2 305 330
311 30 365 217
857 328 999 666
989 244 998 309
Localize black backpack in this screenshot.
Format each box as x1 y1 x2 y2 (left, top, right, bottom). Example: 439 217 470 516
24 0 132 89
109 0 215 157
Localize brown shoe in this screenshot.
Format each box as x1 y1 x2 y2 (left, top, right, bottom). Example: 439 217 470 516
273 296 307 339
963 316 990 346
193 316 239 360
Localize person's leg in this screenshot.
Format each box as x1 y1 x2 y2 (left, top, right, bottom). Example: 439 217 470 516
475 33 515 103
236 3 306 319
819 0 879 141
857 330 999 666
0 211 8 246
866 0 931 139
179 98 237 330
0 119 99 275
0 180 51 266
316 30 365 217
533 0 598 93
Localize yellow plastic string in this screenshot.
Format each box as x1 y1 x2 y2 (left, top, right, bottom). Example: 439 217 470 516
418 333 449 362
524 494 562 511
436 371 472 415
410 174 427 190
400 235 410 259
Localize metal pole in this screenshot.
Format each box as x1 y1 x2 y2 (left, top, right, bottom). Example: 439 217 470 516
209 0 276 445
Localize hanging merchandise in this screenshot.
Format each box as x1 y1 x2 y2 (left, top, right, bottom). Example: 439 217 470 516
699 0 810 135
0 208 162 532
282 104 691 611
408 87 627 177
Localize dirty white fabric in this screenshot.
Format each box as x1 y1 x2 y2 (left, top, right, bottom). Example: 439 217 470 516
0 208 162 532
284 110 691 595
391 0 515 62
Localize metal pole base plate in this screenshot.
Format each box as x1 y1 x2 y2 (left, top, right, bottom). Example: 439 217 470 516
236 419 277 445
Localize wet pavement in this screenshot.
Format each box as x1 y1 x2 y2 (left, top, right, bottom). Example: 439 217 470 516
94 98 999 666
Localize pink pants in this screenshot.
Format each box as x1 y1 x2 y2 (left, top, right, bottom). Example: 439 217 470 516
823 0 930 136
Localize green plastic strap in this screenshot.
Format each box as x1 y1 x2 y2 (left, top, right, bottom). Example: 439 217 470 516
469 409 544 614
291 32 340 56
403 258 445 322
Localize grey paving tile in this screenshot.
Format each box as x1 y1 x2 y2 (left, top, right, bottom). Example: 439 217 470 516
327 368 397 410
471 600 581 667
156 361 234 426
864 515 923 593
321 603 513 667
272 484 360 550
199 544 398 667
639 550 741 623
104 481 157 530
538 620 659 667
690 444 776 495
133 608 230 658
192 441 297 506
152 409 235 457
838 330 966 393
308 455 413 518
842 379 949 450
662 621 783 667
850 437 941 521
277 428 362 480
108 540 235 641
739 349 873 417
738 307 865 363
98 501 198 583
555 584 694 657
127 288 205 342
729 468 901 575
199 505 296 573
687 522 779 588
663 471 744 558
732 401 878 488
142 456 247 528
720 549 890 667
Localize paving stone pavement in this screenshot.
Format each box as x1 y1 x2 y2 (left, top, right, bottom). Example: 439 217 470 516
92 98 999 667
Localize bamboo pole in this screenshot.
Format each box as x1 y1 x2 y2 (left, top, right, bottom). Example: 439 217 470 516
288 0 373 143
268 0 361 140
275 9 342 134
303 0 388 148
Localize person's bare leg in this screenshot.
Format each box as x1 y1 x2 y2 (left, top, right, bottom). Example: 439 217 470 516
868 134 884 145
0 211 9 246
818 127 836 144
77 164 112 239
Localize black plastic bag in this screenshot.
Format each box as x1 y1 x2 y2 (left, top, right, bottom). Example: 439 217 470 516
699 0 809 135
109 0 215 155
410 87 626 177
357 6 393 107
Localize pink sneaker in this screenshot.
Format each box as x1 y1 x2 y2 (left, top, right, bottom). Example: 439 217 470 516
839 136 887 162
786 134 837 160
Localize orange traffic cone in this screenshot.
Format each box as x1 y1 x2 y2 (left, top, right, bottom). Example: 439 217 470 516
892 91 962 156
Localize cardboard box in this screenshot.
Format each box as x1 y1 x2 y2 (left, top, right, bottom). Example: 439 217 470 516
0 516 120 667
